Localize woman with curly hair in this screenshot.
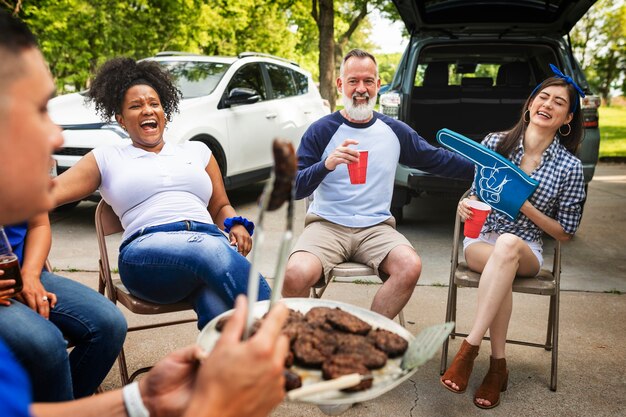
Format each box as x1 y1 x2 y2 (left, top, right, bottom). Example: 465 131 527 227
440 66 586 409
53 57 271 330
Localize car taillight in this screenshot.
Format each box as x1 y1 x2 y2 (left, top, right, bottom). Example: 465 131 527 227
379 92 401 119
581 95 600 128
582 95 601 109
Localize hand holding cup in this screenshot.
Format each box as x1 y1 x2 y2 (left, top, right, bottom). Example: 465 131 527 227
461 199 491 238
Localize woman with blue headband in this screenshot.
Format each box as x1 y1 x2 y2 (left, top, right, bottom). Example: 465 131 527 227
440 66 586 409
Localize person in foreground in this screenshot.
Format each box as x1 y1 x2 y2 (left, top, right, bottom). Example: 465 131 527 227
0 10 288 417
440 68 586 409
282 49 474 319
1 212 127 401
51 56 270 330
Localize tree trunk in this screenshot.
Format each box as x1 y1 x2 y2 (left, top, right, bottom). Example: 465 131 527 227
317 0 336 111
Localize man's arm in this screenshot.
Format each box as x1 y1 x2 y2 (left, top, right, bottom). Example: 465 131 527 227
31 390 126 417
31 296 289 417
399 130 474 180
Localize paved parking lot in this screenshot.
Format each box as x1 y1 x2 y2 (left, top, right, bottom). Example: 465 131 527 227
49 162 626 416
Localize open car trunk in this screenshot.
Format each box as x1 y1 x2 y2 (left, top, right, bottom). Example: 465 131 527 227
405 41 565 144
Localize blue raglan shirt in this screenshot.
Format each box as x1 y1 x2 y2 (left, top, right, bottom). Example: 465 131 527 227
295 111 474 227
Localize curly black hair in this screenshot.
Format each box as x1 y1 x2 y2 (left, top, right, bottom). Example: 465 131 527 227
86 57 181 123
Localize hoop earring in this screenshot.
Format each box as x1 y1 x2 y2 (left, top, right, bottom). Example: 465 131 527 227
559 123 571 136
523 110 530 123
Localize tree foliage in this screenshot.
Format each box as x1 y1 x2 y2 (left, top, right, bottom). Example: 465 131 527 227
572 0 626 104
3 0 301 93
2 0 399 100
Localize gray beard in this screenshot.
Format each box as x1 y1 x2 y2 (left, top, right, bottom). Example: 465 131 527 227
342 94 376 121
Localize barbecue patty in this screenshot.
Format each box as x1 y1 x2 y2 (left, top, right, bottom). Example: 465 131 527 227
292 332 334 367
284 369 302 391
367 328 409 358
336 342 388 369
326 308 372 335
305 306 334 327
321 354 372 392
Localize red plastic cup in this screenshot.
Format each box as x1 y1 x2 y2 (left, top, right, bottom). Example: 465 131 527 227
463 200 491 238
348 150 368 185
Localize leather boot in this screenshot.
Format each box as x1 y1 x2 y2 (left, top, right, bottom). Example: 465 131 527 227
440 339 480 393
474 356 509 409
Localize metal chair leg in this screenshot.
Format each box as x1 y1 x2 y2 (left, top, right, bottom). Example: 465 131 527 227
397 310 406 327
545 294 556 351
117 347 130 386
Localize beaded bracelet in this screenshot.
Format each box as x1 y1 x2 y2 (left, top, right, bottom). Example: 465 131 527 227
223 216 255 236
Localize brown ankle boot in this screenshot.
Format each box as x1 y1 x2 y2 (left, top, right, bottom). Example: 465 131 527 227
440 339 480 393
474 356 509 409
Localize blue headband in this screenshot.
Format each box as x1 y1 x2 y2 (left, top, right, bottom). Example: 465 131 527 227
530 64 585 112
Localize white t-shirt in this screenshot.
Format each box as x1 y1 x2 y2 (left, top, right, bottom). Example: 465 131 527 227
92 141 213 240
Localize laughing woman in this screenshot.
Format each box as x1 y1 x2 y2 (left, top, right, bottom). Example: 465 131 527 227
52 58 271 330
440 66 586 409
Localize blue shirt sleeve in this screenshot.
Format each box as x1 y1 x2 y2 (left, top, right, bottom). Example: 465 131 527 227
2 223 27 264
294 114 339 200
556 159 585 234
0 340 32 417
383 116 475 180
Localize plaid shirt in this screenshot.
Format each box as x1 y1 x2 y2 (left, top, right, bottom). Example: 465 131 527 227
471 132 586 244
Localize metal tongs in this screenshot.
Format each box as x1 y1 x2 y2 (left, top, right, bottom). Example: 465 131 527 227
243 139 297 339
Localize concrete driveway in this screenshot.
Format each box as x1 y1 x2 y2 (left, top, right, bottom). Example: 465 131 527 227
48 162 626 416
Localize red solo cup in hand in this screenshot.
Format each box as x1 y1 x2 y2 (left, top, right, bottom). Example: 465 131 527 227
463 200 491 238
347 150 368 184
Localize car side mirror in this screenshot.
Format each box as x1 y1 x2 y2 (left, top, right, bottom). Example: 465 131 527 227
223 87 261 107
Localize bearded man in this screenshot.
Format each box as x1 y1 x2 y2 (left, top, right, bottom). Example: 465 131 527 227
281 49 474 318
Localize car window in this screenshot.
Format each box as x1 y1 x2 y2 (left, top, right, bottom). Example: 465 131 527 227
159 61 230 99
293 71 309 95
266 63 297 99
413 62 500 87
227 63 267 100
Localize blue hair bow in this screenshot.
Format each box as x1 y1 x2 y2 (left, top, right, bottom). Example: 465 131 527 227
531 64 585 112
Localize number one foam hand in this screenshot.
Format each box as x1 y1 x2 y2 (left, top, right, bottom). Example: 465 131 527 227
436 128 538 220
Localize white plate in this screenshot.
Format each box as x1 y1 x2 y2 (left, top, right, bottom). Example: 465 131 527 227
197 298 416 405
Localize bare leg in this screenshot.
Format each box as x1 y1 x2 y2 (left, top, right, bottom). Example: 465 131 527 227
282 251 324 298
443 233 538 392
463 234 539 406
465 233 539 347
373 245 421 319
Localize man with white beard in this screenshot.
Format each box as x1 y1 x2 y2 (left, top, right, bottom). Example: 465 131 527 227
282 49 474 319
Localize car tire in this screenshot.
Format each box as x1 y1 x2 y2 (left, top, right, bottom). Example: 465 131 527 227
391 205 404 224
191 137 226 176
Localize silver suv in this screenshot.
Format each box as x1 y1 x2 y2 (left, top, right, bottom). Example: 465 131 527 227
49 52 329 203
381 0 600 221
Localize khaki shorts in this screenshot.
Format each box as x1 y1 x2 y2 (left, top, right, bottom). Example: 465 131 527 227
290 214 414 281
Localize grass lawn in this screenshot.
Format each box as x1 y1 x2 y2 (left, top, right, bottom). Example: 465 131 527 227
599 105 626 158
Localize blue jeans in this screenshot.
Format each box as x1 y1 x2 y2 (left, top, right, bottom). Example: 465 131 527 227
0 271 127 401
119 221 271 330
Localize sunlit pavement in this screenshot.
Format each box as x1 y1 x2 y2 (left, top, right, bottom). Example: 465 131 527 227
52 162 626 416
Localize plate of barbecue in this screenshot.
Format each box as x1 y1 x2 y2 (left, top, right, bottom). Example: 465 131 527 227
197 139 453 405
197 297 453 405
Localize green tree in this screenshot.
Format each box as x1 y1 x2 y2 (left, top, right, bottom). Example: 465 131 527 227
307 0 400 110
3 0 302 93
572 0 626 104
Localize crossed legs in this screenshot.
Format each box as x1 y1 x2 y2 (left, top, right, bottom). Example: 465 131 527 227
442 233 540 407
